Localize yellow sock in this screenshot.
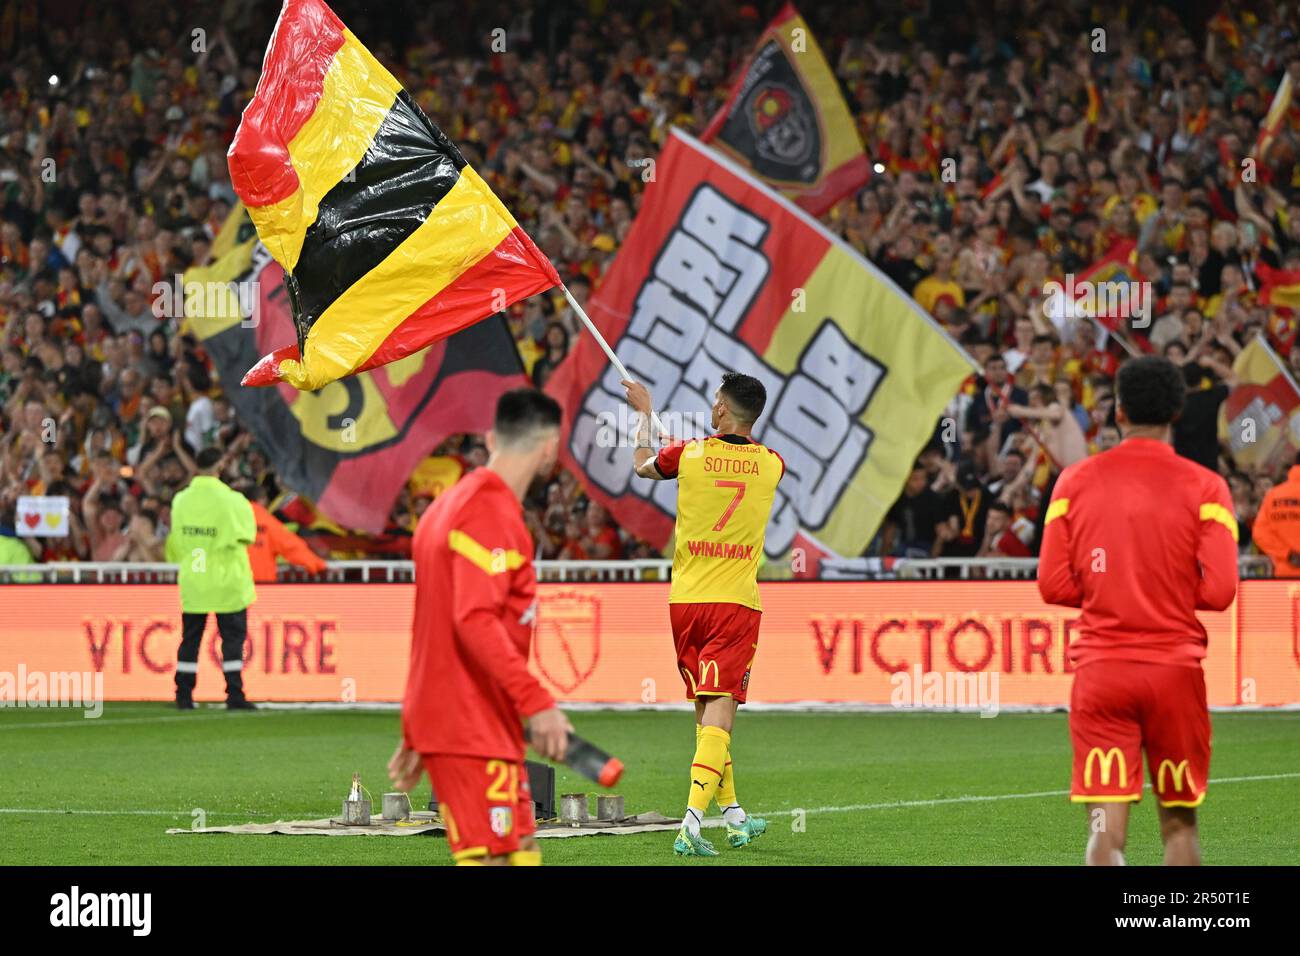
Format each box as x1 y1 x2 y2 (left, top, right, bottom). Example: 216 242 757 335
508 849 542 866
686 725 730 831
715 748 737 809
701 721 739 811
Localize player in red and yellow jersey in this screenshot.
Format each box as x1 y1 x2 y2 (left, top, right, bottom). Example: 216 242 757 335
623 372 784 858
387 389 572 866
1038 357 1238 866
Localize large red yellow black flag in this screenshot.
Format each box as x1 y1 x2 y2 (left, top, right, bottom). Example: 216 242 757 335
228 0 559 391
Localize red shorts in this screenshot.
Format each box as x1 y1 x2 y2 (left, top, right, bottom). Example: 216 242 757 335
670 602 761 704
422 754 536 862
1069 660 1210 808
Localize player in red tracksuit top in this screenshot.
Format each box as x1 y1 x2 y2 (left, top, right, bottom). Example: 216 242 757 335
1038 357 1238 866
388 389 572 866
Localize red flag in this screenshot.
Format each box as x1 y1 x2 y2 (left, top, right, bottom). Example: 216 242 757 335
1257 261 1300 310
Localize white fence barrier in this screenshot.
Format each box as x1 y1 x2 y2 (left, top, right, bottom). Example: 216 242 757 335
0 558 673 584
0 555 1278 583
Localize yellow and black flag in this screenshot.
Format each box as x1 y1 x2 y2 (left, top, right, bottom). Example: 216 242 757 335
183 207 528 533
700 3 868 216
228 0 559 391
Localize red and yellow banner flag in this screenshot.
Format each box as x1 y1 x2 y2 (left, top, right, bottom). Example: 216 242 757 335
1085 80 1102 125
1076 239 1145 317
228 0 558 391
1043 239 1150 353
545 130 974 566
699 3 868 216
1257 261 1300 311
1219 336 1300 471
1257 71 1293 160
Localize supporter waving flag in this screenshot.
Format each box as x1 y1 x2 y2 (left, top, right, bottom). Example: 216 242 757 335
228 0 559 391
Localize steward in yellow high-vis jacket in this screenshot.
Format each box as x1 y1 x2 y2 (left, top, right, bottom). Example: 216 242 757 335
165 447 257 710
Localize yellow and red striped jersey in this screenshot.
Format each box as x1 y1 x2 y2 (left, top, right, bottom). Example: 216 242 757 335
655 434 784 610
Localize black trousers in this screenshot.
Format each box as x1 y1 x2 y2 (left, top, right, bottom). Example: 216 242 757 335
176 610 248 701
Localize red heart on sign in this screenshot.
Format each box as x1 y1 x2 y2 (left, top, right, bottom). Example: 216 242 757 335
22 512 40 529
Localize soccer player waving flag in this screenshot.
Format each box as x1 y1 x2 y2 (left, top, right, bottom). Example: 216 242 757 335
625 373 783 858
1038 357 1239 866
227 0 560 391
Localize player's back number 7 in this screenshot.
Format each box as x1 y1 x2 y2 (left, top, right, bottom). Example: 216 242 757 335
712 480 747 531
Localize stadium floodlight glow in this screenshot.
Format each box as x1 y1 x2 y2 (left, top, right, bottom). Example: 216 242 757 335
48 74 59 87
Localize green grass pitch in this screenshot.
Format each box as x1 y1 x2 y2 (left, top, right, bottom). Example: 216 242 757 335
1 705 1296 866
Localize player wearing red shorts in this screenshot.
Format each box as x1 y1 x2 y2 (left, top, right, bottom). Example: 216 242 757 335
1038 357 1238 866
624 372 784 857
387 390 572 866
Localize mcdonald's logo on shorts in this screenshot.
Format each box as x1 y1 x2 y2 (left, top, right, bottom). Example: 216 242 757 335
1083 747 1128 789
1156 758 1204 807
679 666 697 694
1157 759 1193 793
698 659 721 689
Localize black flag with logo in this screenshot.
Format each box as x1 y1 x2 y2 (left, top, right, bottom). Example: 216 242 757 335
699 2 868 215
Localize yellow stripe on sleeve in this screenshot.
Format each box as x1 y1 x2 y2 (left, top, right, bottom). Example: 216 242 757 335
1044 498 1069 525
1199 503 1239 542
448 529 527 575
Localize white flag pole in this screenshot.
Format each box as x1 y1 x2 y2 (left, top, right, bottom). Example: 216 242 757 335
561 283 668 438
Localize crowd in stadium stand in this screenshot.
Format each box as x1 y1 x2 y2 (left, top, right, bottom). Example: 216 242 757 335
2 0 1299 573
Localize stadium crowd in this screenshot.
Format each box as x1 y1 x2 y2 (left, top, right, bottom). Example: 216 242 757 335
2 0 1299 573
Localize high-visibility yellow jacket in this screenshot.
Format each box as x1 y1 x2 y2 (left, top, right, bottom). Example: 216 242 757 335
165 476 257 612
